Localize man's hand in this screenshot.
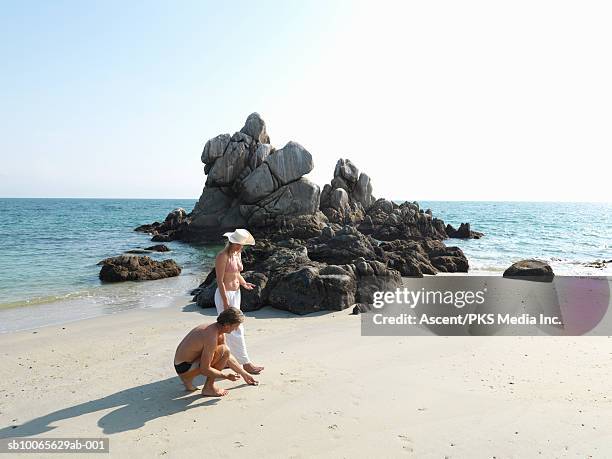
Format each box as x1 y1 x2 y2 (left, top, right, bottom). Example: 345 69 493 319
224 372 240 381
242 372 259 386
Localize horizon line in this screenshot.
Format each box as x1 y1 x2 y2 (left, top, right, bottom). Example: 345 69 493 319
0 196 610 204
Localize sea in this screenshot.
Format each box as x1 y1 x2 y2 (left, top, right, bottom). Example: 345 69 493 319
0 198 610 332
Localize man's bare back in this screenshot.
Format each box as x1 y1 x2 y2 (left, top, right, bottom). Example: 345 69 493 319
174 323 223 367
173 310 259 396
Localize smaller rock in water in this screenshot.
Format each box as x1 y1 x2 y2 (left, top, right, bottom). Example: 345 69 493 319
445 222 484 239
99 255 181 282
145 244 170 252
503 259 554 282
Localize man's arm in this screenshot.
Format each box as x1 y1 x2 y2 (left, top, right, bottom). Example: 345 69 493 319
227 353 258 385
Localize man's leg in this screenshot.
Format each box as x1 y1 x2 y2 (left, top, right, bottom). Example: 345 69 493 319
178 365 201 391
202 345 230 397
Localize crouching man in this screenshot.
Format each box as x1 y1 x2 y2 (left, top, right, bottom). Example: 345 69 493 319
174 307 258 396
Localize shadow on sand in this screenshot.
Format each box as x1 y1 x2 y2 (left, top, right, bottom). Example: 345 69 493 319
0 377 234 438
0 304 333 439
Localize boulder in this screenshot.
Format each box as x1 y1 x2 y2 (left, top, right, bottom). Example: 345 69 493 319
239 163 276 204
205 141 250 187
241 178 320 228
134 208 189 241
201 133 231 164
98 255 181 282
240 112 270 144
145 244 170 252
306 225 379 265
353 173 375 209
265 141 313 185
445 222 484 239
320 159 373 224
503 259 554 282
351 303 374 314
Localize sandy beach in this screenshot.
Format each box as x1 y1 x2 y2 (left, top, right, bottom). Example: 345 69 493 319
1 287 611 458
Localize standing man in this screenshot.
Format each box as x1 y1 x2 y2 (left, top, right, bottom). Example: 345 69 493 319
214 228 264 375
174 308 258 397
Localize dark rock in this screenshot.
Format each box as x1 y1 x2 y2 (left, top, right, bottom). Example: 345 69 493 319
320 159 374 224
124 249 150 254
98 255 181 282
445 222 484 239
151 234 172 242
134 208 189 242
583 259 611 269
503 259 554 282
378 239 469 275
306 225 379 265
267 266 356 314
191 238 402 315
240 112 270 144
125 245 170 254
351 303 374 314
344 258 402 304
145 244 170 252
358 199 449 241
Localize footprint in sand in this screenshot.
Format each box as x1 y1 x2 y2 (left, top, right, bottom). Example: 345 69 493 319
397 434 414 453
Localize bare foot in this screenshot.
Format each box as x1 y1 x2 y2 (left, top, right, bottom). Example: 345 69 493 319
244 363 264 374
180 376 197 391
202 386 229 397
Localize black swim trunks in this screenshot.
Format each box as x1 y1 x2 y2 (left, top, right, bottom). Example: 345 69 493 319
174 360 199 375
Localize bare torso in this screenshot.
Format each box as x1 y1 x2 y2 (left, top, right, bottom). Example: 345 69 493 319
217 250 242 292
174 323 224 364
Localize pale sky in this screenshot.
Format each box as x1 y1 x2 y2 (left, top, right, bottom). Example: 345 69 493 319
1 1 610 201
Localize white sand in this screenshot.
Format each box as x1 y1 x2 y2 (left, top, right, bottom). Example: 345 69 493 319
1 296 612 458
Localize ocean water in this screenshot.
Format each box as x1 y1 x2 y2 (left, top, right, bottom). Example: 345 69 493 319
0 198 610 332
418 201 611 275
0 199 216 332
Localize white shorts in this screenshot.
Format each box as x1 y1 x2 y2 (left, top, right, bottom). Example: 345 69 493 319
214 287 250 365
215 288 241 309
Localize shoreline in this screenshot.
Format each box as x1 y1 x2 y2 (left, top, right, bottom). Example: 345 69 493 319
2 268 610 334
1 296 611 456
0 272 203 334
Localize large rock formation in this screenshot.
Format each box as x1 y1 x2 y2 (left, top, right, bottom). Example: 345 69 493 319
136 113 482 314
180 114 320 242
